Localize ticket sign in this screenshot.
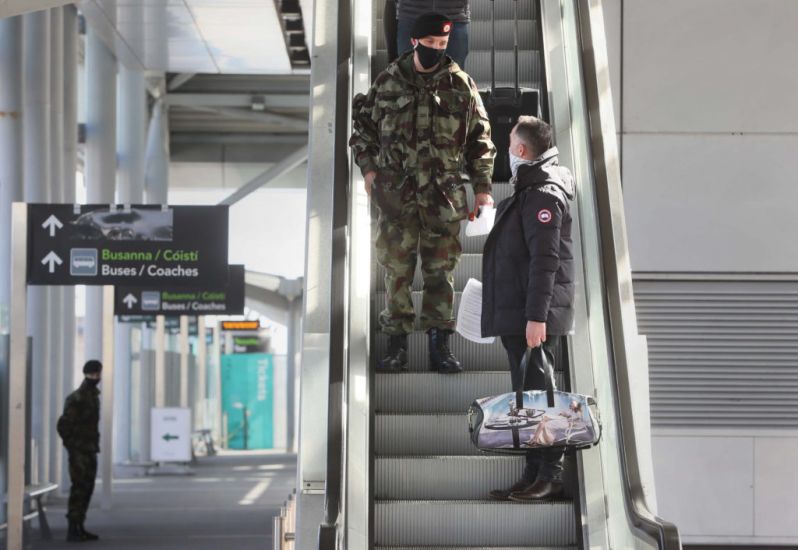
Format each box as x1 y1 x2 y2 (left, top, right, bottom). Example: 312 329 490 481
114 265 245 316
26 204 229 286
222 320 260 331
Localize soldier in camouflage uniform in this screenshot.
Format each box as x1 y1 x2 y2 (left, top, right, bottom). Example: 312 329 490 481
57 360 102 542
350 12 496 373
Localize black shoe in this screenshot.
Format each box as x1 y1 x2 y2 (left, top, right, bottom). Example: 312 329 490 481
489 477 534 501
508 479 563 502
80 523 99 541
427 328 462 373
378 334 408 372
66 520 87 542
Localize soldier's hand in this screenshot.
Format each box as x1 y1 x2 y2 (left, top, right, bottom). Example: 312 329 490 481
526 320 547 349
475 193 494 209
364 171 377 197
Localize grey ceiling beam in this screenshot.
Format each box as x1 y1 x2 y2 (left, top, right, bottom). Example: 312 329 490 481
167 73 196 91
171 132 308 145
166 93 309 110
184 105 309 132
218 144 308 206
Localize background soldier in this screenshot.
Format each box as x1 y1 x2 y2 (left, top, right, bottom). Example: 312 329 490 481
57 360 102 542
350 12 496 373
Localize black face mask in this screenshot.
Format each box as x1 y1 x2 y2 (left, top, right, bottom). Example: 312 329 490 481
85 377 101 388
414 43 446 70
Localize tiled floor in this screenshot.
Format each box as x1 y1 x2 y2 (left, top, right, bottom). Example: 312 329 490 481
24 450 297 549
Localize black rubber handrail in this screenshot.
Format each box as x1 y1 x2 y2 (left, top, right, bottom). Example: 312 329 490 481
318 0 353 546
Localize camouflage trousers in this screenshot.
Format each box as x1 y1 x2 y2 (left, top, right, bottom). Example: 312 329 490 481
375 194 463 335
66 450 97 522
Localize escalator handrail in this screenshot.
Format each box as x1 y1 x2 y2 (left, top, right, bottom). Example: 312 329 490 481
576 1 681 548
319 0 354 546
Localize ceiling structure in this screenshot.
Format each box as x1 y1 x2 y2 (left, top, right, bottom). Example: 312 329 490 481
73 0 312 165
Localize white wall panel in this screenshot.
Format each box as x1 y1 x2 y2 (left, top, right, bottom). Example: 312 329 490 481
623 0 798 133
623 134 798 272
652 435 754 537
601 0 621 132
755 437 798 537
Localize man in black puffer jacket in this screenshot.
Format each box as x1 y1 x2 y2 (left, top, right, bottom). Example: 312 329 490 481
482 115 575 502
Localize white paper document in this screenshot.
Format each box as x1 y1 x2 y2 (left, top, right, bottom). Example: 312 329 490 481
456 278 496 344
464 205 496 237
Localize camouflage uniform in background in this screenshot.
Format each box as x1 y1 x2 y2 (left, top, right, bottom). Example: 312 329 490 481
350 51 496 334
57 379 100 524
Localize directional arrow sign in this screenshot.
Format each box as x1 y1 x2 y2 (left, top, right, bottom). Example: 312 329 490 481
41 251 63 273
41 214 63 237
123 293 138 309
162 433 179 442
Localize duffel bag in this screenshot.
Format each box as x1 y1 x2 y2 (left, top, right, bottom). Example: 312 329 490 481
468 346 601 453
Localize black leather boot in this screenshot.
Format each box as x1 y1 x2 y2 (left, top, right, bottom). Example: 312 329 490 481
427 328 462 373
66 520 86 542
378 334 408 372
80 523 99 541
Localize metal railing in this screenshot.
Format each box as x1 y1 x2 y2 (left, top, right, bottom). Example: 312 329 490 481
273 491 297 550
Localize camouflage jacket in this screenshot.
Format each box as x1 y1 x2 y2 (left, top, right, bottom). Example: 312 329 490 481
57 379 100 454
349 52 496 196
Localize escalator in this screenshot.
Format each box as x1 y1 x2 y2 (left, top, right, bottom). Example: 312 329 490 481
298 0 683 549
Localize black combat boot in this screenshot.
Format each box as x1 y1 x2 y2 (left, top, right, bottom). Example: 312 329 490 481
80 523 99 541
427 328 462 373
66 520 86 542
378 334 408 372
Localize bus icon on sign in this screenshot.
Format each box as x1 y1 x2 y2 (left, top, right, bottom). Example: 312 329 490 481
70 248 98 276
142 291 161 311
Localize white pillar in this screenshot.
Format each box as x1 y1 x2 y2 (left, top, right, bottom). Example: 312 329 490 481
0 16 23 332
84 29 117 365
179 316 189 408
59 4 79 497
23 9 51 486
113 66 146 465
144 97 169 204
196 316 207 429
48 6 65 488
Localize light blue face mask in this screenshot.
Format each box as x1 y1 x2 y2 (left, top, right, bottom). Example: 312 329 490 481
509 151 531 179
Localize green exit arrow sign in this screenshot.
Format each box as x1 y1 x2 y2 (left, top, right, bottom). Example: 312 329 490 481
162 433 179 442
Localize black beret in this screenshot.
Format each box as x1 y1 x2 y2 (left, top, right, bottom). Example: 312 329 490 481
411 12 453 39
83 360 103 374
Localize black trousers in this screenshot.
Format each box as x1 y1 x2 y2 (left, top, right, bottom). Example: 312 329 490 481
500 335 565 482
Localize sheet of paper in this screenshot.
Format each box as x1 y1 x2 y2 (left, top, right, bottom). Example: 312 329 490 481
465 205 496 237
456 278 496 344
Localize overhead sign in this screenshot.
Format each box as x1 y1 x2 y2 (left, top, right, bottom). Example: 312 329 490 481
150 407 192 462
114 265 245 316
231 334 270 354
26 204 229 286
222 320 260 331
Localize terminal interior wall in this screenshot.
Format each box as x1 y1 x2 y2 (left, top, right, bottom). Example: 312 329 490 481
603 0 798 543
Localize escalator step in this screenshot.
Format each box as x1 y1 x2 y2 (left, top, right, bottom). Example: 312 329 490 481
374 500 576 547
375 455 578 500
376 455 571 500
373 330 509 371
376 413 480 456
467 51 542 90
471 0 538 20
469 20 540 51
376 547 576 550
375 371 565 414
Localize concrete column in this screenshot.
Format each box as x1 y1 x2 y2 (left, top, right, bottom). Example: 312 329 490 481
23 9 51 485
196 316 207 429
84 29 117 364
0 17 24 333
113 66 146 465
59 4 79 497
144 97 169 204
0 14 24 524
48 6 65 488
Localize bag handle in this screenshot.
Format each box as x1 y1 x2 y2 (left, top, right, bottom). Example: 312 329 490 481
516 345 556 409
